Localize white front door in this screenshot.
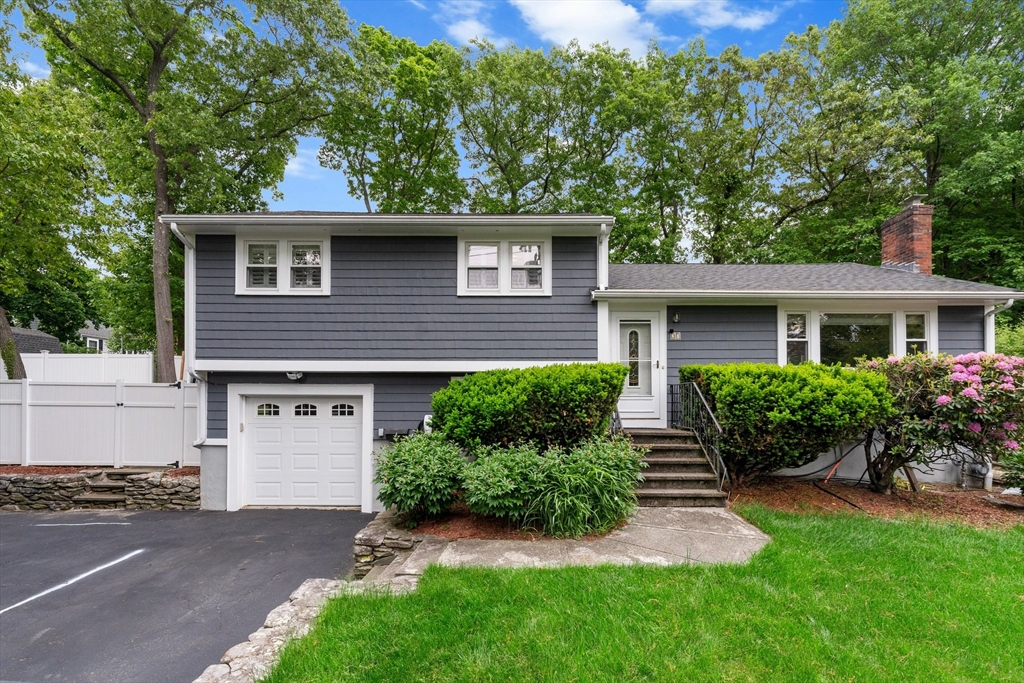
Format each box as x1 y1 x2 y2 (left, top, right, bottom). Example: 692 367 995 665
244 396 362 506
614 313 664 426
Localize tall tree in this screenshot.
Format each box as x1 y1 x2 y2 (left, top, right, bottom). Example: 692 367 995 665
1 25 112 377
319 25 466 213
21 0 351 380
827 0 1024 293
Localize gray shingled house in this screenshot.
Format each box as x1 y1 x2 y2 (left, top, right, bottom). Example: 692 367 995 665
166 199 1021 512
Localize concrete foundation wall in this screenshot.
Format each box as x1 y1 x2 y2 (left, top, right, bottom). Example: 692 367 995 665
200 444 228 510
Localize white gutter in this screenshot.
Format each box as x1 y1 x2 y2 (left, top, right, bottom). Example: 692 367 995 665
591 289 1024 301
162 213 614 231
984 299 1014 317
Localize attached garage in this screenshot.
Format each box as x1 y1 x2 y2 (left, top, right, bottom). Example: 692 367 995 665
225 384 375 512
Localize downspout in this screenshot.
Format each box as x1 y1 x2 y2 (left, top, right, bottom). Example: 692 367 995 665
981 299 1014 490
169 223 207 447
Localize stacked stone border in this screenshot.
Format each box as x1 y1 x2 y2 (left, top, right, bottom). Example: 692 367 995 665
352 508 423 577
0 470 200 510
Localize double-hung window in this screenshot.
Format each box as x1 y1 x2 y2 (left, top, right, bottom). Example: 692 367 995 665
781 308 933 366
905 313 928 354
458 238 551 296
236 237 330 295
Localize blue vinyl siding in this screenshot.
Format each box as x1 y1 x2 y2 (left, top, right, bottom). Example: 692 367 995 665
667 305 778 382
937 306 986 355
195 234 597 361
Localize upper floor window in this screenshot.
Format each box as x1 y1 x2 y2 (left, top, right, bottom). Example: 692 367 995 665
457 238 551 296
235 237 330 296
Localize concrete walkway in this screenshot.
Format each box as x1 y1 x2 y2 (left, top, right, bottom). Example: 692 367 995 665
438 507 769 569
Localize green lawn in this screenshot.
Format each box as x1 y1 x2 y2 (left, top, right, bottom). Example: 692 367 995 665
264 508 1024 683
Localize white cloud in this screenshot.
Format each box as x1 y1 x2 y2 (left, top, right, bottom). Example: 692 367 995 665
510 0 660 56
407 0 428 9
436 1 510 46
645 0 780 31
284 147 323 180
21 61 51 79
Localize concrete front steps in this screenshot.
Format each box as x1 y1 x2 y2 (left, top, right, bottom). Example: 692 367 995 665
626 429 728 508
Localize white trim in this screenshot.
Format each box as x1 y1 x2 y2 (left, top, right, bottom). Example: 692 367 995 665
592 290 1020 302
610 309 666 428
180 224 197 378
597 223 610 290
456 237 552 296
203 438 228 447
194 359 592 373
596 301 610 362
226 383 375 513
778 303 938 365
234 236 331 296
985 305 996 353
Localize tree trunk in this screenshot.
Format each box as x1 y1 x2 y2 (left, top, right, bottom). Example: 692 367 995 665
0 306 28 380
150 137 176 383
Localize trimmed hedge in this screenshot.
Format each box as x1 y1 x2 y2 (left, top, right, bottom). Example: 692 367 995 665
430 363 628 449
462 437 646 537
373 432 465 519
680 363 891 485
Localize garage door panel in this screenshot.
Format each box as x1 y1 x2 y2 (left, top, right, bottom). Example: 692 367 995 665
246 395 362 507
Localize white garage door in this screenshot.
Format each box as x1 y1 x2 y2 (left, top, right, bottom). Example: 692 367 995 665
245 396 362 506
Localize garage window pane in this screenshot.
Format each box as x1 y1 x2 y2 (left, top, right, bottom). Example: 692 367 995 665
256 403 279 416
332 403 354 416
294 403 317 416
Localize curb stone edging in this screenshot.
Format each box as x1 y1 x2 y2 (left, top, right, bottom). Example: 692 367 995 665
0 471 200 510
352 508 424 577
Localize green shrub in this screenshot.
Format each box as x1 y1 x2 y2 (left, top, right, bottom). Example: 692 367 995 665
430 363 629 449
463 437 646 537
373 432 465 520
680 363 892 486
462 443 546 521
1002 450 1024 489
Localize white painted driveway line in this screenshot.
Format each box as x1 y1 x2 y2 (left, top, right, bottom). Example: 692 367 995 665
35 523 132 527
0 549 145 615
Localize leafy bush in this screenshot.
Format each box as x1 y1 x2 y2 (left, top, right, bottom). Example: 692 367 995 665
1003 451 1024 489
463 437 646 537
430 363 629 449
680 363 892 486
859 352 1024 493
462 443 546 521
996 320 1024 357
373 432 465 520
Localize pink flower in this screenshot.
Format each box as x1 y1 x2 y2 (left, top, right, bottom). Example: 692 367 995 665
967 375 983 384
1000 383 1016 391
950 372 971 382
973 406 987 414
967 365 983 374
953 364 967 373
1004 422 1018 431
886 356 900 365
866 360 879 369
1005 440 1020 450
996 361 1012 371
935 395 952 406
968 422 982 433
1001 376 1015 384
938 422 951 431
960 387 980 399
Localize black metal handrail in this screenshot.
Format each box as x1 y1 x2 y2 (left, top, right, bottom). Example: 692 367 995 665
609 410 623 436
674 382 730 491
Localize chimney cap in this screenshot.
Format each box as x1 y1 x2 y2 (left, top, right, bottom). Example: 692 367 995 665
900 194 928 208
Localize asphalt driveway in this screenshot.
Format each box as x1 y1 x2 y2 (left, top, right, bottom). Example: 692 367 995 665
0 508 371 683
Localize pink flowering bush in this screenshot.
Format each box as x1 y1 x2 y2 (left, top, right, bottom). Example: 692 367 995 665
859 352 1024 493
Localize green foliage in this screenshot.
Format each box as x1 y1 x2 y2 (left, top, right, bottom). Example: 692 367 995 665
1003 450 1024 489
1 339 16 379
461 443 546 521
996 319 1024 357
462 437 645 537
430 363 628 449
681 363 892 485
859 353 1024 493
373 432 465 520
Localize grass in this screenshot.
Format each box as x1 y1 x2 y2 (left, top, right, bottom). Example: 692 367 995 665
263 507 1024 683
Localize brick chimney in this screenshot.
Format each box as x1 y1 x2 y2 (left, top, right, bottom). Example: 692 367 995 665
880 195 933 274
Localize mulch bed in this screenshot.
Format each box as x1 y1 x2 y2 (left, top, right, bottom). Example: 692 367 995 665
414 503 622 541
0 465 200 477
732 478 1024 529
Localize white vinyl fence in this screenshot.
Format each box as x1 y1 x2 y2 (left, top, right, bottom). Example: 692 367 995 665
0 380 200 467
3 351 156 383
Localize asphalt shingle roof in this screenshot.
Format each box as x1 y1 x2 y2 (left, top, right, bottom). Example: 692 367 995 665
11 328 63 354
607 263 1020 295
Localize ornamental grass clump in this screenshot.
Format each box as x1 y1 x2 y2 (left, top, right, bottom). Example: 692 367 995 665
859 352 1024 493
680 363 891 486
373 432 465 520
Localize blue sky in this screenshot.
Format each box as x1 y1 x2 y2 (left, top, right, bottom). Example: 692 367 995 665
10 0 848 212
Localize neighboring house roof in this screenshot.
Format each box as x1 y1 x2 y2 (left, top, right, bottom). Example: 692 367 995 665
11 327 63 354
602 263 1022 300
78 321 112 341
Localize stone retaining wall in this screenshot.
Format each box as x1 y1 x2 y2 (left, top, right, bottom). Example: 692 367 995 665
0 471 200 511
352 509 423 578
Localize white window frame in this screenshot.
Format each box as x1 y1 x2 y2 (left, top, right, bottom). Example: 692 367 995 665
456 237 552 296
234 236 331 296
777 303 938 366
86 337 102 351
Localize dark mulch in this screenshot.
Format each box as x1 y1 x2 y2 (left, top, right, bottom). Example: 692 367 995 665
732 478 1024 529
165 467 200 477
413 503 622 541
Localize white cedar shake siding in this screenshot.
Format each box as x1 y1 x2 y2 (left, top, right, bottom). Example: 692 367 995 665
194 234 599 361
